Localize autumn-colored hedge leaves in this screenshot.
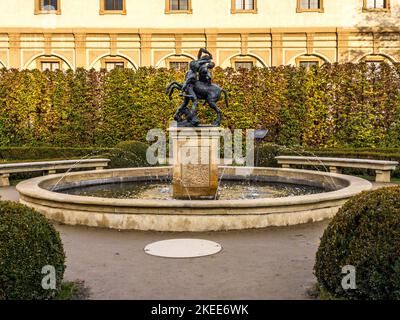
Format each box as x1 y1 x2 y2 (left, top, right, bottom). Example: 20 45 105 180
0 63 399 148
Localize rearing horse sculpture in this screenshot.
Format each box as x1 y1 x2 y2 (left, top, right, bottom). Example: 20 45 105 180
166 48 228 127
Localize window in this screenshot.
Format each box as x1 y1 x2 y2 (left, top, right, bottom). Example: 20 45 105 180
299 61 318 69
41 61 60 71
296 0 324 13
165 0 192 14
105 61 125 71
231 56 257 70
35 0 61 14
363 0 390 12
231 0 257 13
100 57 127 70
169 61 189 71
100 0 126 15
362 55 388 70
296 56 324 70
235 61 254 70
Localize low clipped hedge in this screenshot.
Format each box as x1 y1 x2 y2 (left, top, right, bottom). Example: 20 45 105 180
0 201 66 300
315 187 400 300
107 140 150 169
0 147 111 162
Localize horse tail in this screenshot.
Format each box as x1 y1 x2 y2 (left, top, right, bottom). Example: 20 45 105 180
222 90 229 109
166 81 182 97
165 81 175 95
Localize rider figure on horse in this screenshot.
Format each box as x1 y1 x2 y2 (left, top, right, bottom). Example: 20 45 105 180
180 48 213 105
166 47 227 127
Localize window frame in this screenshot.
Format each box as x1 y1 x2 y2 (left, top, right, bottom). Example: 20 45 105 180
231 0 258 14
166 57 191 70
362 0 391 12
101 57 127 70
37 57 62 71
296 0 324 13
100 0 127 15
165 0 193 14
231 56 257 70
34 0 61 15
295 56 324 69
362 55 387 64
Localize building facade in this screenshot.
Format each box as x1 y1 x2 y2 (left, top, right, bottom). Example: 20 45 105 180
0 0 399 71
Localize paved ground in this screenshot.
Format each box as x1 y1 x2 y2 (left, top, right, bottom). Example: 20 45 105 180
0 182 396 299
57 221 328 300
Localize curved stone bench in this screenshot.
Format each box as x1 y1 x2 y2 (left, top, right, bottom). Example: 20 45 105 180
0 159 110 187
276 156 398 183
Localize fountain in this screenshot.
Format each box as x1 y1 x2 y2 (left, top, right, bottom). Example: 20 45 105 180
16 48 372 232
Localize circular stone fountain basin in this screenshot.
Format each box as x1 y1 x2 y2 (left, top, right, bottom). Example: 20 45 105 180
16 166 372 232
60 180 325 200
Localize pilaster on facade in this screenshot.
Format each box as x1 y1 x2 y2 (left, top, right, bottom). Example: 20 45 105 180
337 31 350 63
44 33 52 56
175 34 183 56
8 33 21 69
373 32 380 55
271 33 283 66
110 33 118 56
306 33 315 55
205 29 218 62
74 33 87 68
240 33 249 56
140 33 152 66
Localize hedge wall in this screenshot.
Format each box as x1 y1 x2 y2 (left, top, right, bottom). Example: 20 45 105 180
1 63 400 148
0 147 111 162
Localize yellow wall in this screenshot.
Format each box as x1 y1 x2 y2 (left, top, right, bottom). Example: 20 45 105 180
0 0 399 70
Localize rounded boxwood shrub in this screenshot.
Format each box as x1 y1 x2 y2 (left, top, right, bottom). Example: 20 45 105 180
108 140 150 169
315 187 400 300
0 201 66 300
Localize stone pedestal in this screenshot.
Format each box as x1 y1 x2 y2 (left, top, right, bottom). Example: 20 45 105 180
169 127 223 200
0 174 10 187
329 166 342 174
376 170 391 183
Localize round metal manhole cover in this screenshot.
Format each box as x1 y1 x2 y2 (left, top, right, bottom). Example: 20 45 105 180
144 239 222 258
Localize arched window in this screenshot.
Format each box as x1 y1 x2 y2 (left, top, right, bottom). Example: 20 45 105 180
361 54 394 69
166 56 192 70
295 55 326 70
231 56 257 70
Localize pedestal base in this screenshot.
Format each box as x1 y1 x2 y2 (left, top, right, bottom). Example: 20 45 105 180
169 127 223 200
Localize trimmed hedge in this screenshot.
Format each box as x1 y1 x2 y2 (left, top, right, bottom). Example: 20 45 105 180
0 147 111 162
107 140 150 168
1 63 400 148
314 187 400 300
0 201 66 300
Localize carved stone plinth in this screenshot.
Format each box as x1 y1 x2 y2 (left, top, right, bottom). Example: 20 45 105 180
169 127 223 200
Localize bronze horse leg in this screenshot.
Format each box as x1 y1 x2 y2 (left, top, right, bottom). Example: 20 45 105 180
206 99 223 127
174 96 192 122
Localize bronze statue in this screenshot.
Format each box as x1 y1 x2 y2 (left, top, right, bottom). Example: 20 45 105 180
166 48 228 127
